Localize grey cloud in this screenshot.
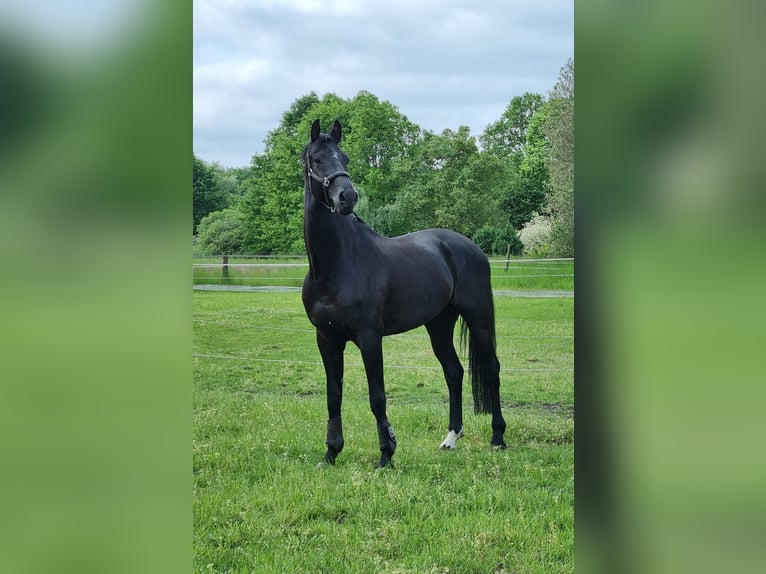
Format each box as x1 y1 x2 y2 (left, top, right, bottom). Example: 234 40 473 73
194 0 572 166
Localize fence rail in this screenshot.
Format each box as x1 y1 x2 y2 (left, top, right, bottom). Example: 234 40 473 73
192 256 574 291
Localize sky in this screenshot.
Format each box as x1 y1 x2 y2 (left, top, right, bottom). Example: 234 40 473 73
194 0 573 168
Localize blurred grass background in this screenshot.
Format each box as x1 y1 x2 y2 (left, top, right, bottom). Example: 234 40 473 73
1 0 765 572
0 2 190 573
577 1 766 573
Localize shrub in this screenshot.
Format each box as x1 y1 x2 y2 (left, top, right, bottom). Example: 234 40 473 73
472 224 523 256
492 223 523 256
197 208 247 255
472 225 497 254
519 212 552 256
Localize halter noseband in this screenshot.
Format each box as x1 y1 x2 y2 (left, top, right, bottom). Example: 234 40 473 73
306 164 351 213
306 168 351 213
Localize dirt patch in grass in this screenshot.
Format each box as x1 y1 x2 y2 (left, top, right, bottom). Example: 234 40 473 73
503 401 574 418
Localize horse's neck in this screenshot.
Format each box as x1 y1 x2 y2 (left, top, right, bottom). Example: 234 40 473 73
303 196 360 282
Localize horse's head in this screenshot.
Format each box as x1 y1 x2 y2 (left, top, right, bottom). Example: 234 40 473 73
304 119 358 216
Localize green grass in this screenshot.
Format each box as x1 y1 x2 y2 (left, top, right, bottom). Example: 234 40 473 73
194 291 573 573
192 257 574 291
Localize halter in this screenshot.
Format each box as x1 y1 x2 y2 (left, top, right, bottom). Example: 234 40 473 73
305 144 352 213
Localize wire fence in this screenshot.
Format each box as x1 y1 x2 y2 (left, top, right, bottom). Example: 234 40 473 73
192 352 573 374
193 320 574 375
192 256 574 288
192 318 573 341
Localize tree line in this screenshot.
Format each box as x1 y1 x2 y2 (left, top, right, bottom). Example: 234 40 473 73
193 59 573 257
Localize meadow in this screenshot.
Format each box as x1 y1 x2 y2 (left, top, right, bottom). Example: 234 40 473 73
193 284 573 573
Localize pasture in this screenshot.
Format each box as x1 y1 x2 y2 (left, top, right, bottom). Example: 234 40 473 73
193 288 573 573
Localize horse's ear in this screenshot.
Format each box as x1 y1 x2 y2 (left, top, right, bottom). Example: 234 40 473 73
310 119 321 142
330 120 342 143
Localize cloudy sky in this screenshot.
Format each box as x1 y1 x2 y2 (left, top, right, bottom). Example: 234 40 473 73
194 0 573 168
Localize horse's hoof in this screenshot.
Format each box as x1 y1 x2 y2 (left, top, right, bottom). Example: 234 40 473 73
320 454 337 467
439 428 464 450
378 456 394 469
491 440 507 450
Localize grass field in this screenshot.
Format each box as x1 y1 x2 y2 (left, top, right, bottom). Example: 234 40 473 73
192 257 574 292
193 290 573 573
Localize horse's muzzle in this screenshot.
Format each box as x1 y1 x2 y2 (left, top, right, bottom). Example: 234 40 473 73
337 188 358 215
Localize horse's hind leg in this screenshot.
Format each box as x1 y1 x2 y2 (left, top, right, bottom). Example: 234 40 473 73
459 308 507 449
425 306 465 450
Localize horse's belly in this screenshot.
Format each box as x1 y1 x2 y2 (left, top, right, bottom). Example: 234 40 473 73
382 282 452 335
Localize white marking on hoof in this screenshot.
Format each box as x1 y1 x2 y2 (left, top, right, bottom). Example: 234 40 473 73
439 428 464 450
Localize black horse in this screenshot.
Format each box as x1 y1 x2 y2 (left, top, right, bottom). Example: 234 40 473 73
302 119 506 467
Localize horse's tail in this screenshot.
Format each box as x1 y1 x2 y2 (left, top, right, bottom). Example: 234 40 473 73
459 297 497 415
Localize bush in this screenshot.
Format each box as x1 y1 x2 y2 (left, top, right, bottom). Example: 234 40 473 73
472 224 523 256
519 212 552 256
472 225 497 254
492 223 523 256
196 208 247 255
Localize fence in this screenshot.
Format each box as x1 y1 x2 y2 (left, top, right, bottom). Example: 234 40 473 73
193 255 574 291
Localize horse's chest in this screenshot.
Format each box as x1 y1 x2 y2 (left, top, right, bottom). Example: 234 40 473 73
308 300 340 328
306 295 368 335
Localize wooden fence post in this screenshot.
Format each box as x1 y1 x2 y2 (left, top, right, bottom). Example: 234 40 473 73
222 255 229 282
504 244 512 271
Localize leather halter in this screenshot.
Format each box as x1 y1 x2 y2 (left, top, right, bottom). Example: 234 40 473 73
305 140 353 213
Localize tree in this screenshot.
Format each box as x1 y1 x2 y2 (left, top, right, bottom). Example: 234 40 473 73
376 127 504 238
497 101 554 229
543 59 574 257
481 92 545 157
481 93 550 230
240 92 421 252
193 154 229 233
549 58 574 100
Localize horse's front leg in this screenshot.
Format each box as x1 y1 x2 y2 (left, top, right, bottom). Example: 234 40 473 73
357 331 396 467
317 330 346 465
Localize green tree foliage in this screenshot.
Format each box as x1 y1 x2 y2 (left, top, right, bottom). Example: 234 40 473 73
480 93 551 230
481 92 544 157
196 207 247 255
193 154 229 233
543 59 574 257
196 68 574 256
240 92 420 252
371 127 505 238
208 163 249 207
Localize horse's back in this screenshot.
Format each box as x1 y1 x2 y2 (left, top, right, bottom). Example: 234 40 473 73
389 228 490 282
